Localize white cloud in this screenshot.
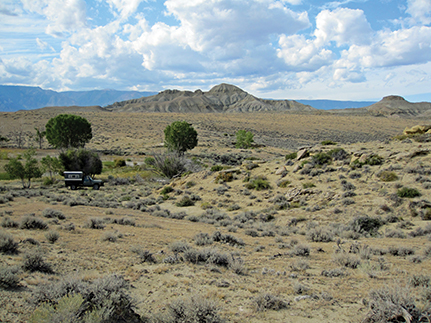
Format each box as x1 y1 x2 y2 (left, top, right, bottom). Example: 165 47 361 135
21 0 87 37
406 0 431 25
277 34 333 71
164 0 310 55
106 0 145 20
314 8 373 47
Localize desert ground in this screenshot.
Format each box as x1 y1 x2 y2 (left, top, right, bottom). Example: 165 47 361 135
1 108 431 322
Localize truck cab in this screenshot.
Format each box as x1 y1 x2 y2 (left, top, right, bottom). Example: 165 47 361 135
64 171 104 190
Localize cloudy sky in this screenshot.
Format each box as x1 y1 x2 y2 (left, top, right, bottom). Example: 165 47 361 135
1 0 431 101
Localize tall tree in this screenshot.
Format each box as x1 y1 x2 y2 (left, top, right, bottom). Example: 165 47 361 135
164 121 198 155
45 114 92 149
59 149 102 177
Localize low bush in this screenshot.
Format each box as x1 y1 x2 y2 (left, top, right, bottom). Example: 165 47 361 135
194 232 214 246
175 196 195 207
114 158 126 167
291 244 310 257
362 286 428 323
285 152 297 160
84 217 106 229
348 215 383 236
210 165 224 172
1 217 19 228
333 253 361 269
378 171 399 182
0 230 19 254
311 152 332 166
306 226 334 242
156 294 224 323
131 247 157 263
160 186 174 195
22 252 53 273
101 231 119 242
215 172 234 183
328 148 349 161
253 293 288 312
397 187 421 198
42 208 66 220
245 175 271 191
31 274 140 323
388 246 415 257
45 231 60 244
19 216 48 230
0 266 20 290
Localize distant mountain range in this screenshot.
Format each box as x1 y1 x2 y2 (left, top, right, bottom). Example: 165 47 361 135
1 84 430 118
0 85 157 112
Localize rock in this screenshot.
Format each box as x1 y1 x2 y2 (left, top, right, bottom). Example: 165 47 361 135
404 125 431 135
275 166 287 176
297 148 309 160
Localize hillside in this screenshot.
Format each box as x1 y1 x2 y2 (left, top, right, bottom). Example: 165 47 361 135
1 134 431 323
105 83 316 113
329 95 431 118
0 85 156 112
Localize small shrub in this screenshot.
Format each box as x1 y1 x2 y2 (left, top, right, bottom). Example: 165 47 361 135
236 129 254 149
215 172 234 183
277 179 291 188
291 244 310 257
306 226 334 242
194 232 214 246
160 295 224 322
293 282 310 295
102 231 119 242
84 217 106 229
333 253 361 269
0 230 19 254
311 152 332 166
19 216 48 230
1 217 19 228
321 140 337 145
378 171 399 182
254 293 288 312
185 181 196 188
160 186 174 195
302 182 315 189
285 152 297 160
22 252 53 273
0 266 20 289
397 187 421 198
169 241 191 254
210 165 224 172
114 158 126 167
42 208 66 220
328 148 349 161
362 286 428 323
45 231 60 244
176 196 195 207
144 156 155 166
388 246 415 257
245 175 271 191
348 216 383 236
321 268 347 277
131 247 157 263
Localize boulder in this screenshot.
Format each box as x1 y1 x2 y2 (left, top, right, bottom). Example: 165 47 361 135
403 125 431 135
275 166 287 176
297 148 309 160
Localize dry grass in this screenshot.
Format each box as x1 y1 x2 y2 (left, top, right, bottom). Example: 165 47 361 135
0 109 431 322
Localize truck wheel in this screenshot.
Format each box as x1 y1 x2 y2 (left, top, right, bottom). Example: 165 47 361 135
93 184 99 190
71 185 76 190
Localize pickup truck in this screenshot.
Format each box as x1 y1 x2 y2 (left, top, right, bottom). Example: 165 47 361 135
64 171 104 190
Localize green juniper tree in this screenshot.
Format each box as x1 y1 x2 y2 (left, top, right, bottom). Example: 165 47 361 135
46 114 92 149
164 121 198 155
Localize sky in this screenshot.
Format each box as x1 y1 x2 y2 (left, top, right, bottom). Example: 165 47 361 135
1 0 431 101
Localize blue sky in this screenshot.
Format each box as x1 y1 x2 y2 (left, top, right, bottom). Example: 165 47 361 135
1 0 431 101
